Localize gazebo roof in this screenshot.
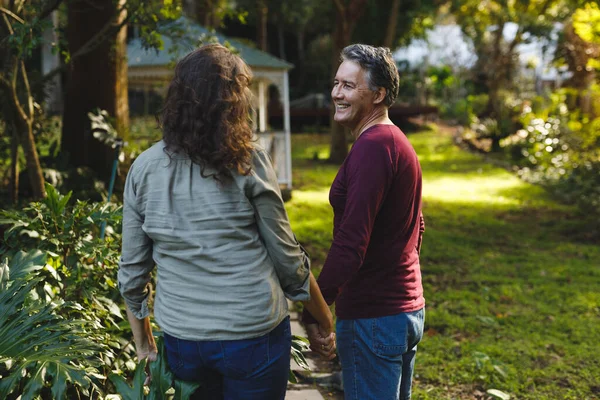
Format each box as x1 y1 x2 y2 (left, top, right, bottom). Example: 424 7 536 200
128 18 293 71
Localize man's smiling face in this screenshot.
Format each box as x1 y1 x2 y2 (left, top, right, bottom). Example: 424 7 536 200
331 60 377 131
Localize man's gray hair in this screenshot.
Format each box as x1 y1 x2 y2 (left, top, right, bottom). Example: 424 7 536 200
340 44 399 107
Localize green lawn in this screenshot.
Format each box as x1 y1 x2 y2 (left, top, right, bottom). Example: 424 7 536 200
285 128 600 400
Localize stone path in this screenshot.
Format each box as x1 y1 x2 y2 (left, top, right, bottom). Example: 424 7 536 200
286 302 343 400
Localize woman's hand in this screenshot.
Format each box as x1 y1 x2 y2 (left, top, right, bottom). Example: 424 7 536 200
125 306 158 385
137 341 158 385
306 323 337 360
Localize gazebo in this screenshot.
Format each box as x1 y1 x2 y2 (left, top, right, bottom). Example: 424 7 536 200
127 19 294 188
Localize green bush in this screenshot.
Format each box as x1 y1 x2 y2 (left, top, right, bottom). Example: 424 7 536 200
500 91 600 214
0 250 102 399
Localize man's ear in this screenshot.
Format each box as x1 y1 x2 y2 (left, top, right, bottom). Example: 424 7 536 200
373 87 386 105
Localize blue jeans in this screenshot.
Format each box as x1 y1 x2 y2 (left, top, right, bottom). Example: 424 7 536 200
163 317 291 400
336 308 425 400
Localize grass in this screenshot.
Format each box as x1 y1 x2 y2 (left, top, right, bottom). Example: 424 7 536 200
284 128 600 400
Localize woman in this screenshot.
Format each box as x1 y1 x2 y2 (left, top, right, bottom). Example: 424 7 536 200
118 43 335 399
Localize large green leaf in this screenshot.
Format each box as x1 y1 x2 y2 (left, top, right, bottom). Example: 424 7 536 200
5 249 46 281
173 379 201 400
109 358 147 400
291 335 311 372
147 335 174 400
0 365 25 399
0 250 100 399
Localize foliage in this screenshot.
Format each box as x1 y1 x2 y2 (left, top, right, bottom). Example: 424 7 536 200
0 183 131 396
0 250 102 399
289 335 311 383
572 2 600 45
353 0 438 47
500 89 600 214
450 0 588 151
466 91 524 150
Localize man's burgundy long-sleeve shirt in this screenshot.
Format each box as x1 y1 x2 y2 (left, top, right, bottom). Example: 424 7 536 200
304 124 425 323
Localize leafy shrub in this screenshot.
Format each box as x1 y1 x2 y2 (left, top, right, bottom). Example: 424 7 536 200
0 184 132 395
500 92 600 214
0 250 102 399
467 91 524 151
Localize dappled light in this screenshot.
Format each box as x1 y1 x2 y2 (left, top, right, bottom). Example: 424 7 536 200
2 0 599 397
287 128 600 399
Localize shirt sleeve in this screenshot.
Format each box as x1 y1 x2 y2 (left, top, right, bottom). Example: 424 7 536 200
118 163 154 319
248 149 310 302
317 137 394 305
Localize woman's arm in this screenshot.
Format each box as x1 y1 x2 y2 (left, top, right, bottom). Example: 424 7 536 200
302 272 334 334
126 306 158 362
303 272 337 359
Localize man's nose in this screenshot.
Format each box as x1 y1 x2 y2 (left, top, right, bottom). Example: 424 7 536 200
331 85 341 99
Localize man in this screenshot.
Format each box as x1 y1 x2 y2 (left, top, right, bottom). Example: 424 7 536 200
303 44 426 400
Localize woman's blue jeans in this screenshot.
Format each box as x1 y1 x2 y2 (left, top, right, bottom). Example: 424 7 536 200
163 316 291 400
336 308 425 400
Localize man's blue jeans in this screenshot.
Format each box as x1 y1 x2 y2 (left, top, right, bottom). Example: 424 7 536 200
337 308 425 400
163 316 291 400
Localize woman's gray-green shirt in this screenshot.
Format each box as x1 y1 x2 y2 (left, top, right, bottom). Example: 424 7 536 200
118 141 310 341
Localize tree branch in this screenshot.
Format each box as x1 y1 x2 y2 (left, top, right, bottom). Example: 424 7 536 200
9 60 28 124
0 7 24 24
0 73 10 89
20 60 33 122
1 11 16 34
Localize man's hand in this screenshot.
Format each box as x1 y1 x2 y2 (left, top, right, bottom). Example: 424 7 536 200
306 323 337 360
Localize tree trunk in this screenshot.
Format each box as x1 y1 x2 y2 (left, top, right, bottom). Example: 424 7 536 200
328 0 368 163
1 10 46 199
383 0 401 49
5 73 46 199
297 28 305 63
61 0 129 182
328 14 351 163
17 115 46 198
562 21 598 114
277 16 286 60
9 124 19 204
256 0 268 51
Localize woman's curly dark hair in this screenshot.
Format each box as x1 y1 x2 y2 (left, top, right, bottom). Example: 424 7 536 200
158 43 254 181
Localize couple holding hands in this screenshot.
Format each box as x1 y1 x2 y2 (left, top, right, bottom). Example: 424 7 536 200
118 42 425 400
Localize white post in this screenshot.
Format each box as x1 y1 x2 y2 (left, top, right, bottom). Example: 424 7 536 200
283 71 292 188
258 80 267 132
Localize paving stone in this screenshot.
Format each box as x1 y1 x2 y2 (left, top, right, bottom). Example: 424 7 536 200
290 319 305 337
285 389 325 400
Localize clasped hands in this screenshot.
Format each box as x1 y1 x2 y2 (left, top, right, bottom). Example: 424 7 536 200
305 323 337 360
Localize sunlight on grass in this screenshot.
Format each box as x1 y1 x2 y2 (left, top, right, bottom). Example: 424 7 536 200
424 176 528 206
289 188 330 204
287 130 600 400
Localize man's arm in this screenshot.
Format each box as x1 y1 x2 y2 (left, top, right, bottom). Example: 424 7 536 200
314 136 394 305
